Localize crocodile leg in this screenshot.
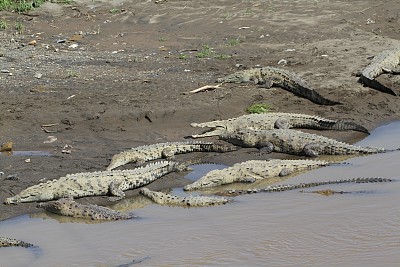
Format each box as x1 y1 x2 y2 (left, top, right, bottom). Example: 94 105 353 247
257 142 274 154
274 118 290 129
108 181 126 201
303 143 322 157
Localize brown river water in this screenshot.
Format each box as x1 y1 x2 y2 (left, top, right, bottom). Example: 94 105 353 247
1 122 400 267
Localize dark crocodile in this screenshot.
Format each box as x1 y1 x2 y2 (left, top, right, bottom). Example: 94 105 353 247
359 48 400 96
216 66 341 105
37 198 136 220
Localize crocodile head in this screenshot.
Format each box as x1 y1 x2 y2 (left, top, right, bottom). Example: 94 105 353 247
4 184 57 204
36 198 73 213
216 69 261 84
107 152 131 171
219 129 256 147
183 169 226 191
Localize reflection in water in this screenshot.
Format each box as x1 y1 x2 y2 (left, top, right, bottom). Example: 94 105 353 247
0 151 52 157
1 123 400 266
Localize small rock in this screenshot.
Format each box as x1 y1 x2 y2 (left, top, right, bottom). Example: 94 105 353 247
1 70 10 73
25 158 31 163
277 59 287 65
34 73 42 79
68 44 78 49
28 40 37 45
44 136 57 144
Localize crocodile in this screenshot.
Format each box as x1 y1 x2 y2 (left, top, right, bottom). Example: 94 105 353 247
37 198 135 220
191 112 369 138
215 177 393 196
4 161 186 204
216 66 341 105
140 188 230 207
0 236 42 258
359 48 400 96
183 159 329 191
220 128 390 157
0 237 35 248
106 141 237 171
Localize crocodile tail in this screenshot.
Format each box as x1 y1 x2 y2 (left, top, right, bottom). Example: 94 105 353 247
331 120 370 134
359 76 397 96
307 89 342 106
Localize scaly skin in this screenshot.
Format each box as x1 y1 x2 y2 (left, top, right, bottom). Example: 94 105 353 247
191 112 369 138
360 48 400 96
215 177 393 196
0 237 35 248
183 159 329 191
216 67 341 105
220 129 389 157
140 188 230 207
37 198 135 220
107 141 237 171
4 161 185 204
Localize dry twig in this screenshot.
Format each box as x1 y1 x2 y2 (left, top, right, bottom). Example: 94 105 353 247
181 83 223 95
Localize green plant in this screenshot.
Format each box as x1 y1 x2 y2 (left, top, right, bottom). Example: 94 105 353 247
214 54 231 60
226 38 242 46
196 44 214 58
109 8 120 14
0 20 8 30
14 21 23 33
177 53 188 60
158 36 166 42
245 103 271 114
65 69 78 78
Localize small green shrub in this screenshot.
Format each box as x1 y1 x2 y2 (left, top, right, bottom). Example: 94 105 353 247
245 103 271 114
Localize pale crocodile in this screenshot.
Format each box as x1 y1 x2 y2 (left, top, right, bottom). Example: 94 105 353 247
106 141 236 171
216 66 341 105
215 177 393 196
4 161 186 204
184 159 329 191
140 188 230 207
220 128 390 157
359 48 400 96
37 198 135 220
191 112 369 138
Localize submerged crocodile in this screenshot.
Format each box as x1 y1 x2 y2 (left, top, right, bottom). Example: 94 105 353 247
37 198 135 220
0 236 42 258
216 66 341 105
215 177 393 196
4 161 186 204
220 128 390 157
359 48 400 96
0 237 35 248
140 188 230 207
184 159 329 191
106 141 236 171
191 112 369 138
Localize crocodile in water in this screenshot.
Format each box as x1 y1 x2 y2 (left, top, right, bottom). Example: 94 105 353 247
4 161 186 204
220 128 390 157
140 188 230 207
106 141 236 171
184 159 329 191
191 112 369 138
37 198 136 220
359 48 400 96
216 66 341 105
215 177 393 196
